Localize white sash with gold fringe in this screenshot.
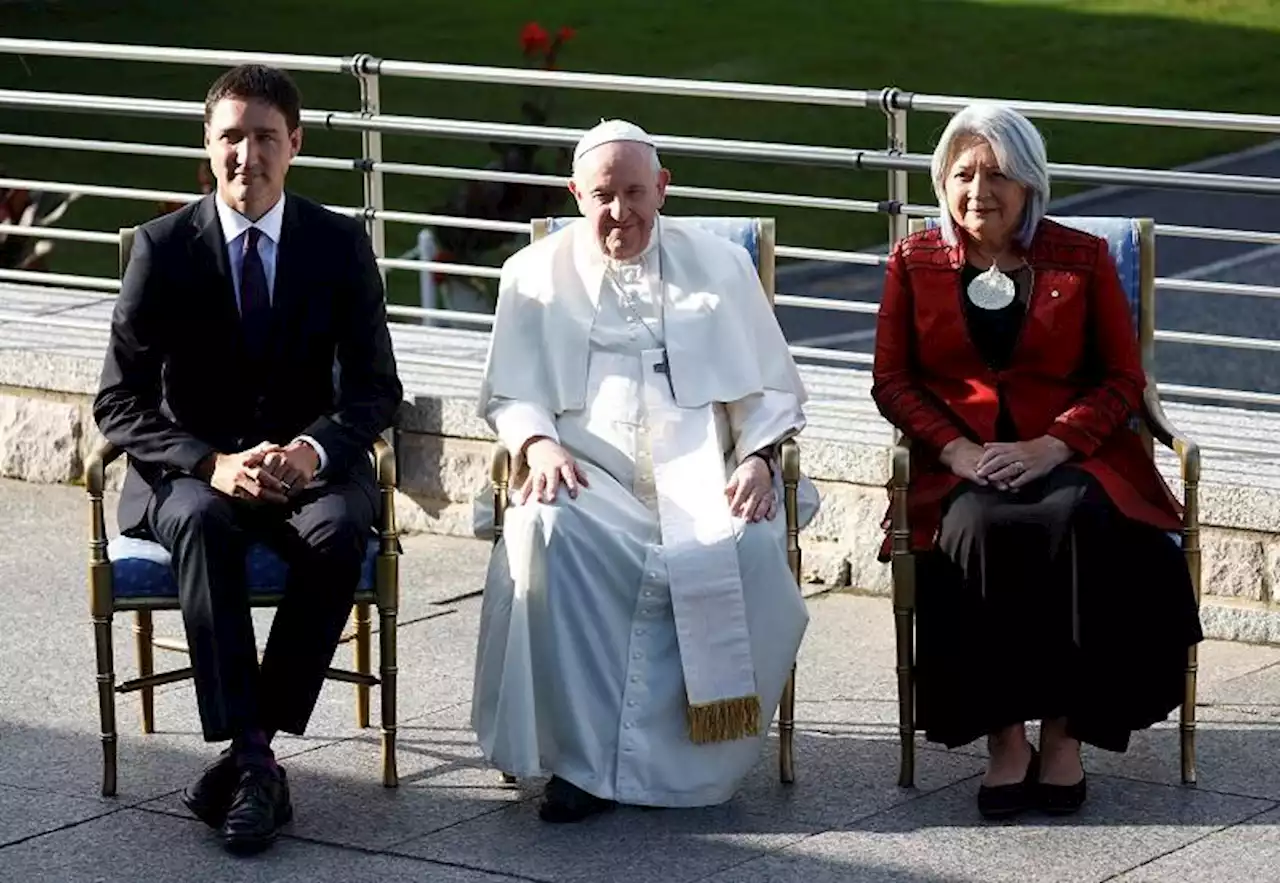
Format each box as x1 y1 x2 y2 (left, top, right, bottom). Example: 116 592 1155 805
640 347 760 743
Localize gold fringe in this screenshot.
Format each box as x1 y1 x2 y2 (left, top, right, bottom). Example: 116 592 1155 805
686 695 761 744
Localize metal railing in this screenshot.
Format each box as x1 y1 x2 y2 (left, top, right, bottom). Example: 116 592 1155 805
1 38 1279 418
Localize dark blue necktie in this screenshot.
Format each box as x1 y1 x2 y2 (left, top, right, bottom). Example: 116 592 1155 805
240 226 271 360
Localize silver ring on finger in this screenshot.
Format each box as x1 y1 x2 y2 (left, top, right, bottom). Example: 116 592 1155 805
1014 461 1026 472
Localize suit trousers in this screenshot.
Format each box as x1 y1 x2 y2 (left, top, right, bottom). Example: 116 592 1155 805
146 475 375 742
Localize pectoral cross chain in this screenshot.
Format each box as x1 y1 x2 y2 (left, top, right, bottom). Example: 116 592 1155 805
653 350 676 398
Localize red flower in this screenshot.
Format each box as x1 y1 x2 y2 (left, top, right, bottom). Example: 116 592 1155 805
520 22 550 55
557 26 576 43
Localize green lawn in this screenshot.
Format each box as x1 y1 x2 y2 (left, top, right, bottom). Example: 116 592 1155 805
2 0 1279 307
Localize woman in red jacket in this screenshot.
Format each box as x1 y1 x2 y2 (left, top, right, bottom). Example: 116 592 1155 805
872 103 1201 819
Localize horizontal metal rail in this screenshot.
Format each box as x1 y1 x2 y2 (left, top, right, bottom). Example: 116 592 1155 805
373 209 526 235
788 345 875 365
775 246 885 266
386 305 494 325
0 175 197 206
1156 278 1280 299
1155 329 1280 353
0 38 347 73
0 225 119 244
373 57 874 107
0 131 363 172
1155 224 1280 247
896 92 1280 134
1157 384 1280 409
775 294 880 315
378 257 503 279
0 270 119 291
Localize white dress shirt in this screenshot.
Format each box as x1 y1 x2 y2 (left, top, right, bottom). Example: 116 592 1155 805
214 193 328 474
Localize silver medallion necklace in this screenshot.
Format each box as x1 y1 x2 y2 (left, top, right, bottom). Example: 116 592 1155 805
967 262 1016 310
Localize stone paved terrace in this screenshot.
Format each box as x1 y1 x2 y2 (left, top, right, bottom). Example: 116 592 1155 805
3 476 1280 883
6 281 1280 642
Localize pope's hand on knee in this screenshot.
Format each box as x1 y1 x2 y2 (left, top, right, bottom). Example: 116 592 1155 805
520 438 589 504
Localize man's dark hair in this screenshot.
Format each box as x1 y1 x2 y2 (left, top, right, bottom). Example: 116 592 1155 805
204 64 302 131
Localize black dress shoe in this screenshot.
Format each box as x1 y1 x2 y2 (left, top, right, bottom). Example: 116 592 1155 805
538 776 616 824
220 764 293 855
977 747 1039 820
1038 771 1087 816
180 749 238 829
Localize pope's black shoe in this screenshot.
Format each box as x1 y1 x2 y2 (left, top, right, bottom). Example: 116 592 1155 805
180 749 238 829
220 764 293 855
538 776 616 824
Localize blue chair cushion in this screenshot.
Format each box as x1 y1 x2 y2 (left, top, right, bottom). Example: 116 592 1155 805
541 216 761 266
108 535 380 601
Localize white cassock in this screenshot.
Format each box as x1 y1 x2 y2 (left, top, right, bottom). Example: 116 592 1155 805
472 215 816 808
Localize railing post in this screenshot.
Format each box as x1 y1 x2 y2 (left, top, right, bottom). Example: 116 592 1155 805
881 87 910 247
351 53 386 280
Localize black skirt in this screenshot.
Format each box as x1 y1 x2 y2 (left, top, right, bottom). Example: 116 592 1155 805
914 467 1204 752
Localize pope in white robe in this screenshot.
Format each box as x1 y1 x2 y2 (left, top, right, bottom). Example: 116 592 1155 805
472 119 815 822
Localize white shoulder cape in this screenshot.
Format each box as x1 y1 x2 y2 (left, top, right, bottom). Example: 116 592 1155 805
477 216 807 416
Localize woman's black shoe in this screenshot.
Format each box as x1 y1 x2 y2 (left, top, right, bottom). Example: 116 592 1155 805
977 747 1039 820
538 776 616 824
1038 772 1087 816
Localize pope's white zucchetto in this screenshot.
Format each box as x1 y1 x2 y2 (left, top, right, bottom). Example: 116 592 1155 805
572 118 656 164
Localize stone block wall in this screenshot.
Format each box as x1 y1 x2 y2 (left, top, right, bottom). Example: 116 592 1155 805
5 351 1280 646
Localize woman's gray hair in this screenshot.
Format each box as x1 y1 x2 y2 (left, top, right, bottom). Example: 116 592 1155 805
930 103 1050 248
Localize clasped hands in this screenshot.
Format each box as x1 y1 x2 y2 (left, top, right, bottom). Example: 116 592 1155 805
940 435 1072 490
200 440 320 505
519 438 776 522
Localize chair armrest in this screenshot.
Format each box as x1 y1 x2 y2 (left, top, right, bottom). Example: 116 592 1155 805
780 438 800 486
890 441 911 493
1142 376 1201 486
491 442 511 486
84 440 123 498
372 436 397 490
490 443 512 543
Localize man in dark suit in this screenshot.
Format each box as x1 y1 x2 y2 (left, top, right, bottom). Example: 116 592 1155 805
93 64 402 854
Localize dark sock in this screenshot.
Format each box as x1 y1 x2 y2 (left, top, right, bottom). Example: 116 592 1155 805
232 729 278 772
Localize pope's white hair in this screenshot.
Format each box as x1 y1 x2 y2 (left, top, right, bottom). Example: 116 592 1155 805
571 141 663 182
931 103 1050 248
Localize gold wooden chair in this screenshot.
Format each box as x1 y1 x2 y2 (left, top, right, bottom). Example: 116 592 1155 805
890 216 1202 787
85 226 401 797
488 216 805 783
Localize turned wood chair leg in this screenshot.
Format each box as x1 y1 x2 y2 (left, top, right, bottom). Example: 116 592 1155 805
134 610 155 734
354 601 372 728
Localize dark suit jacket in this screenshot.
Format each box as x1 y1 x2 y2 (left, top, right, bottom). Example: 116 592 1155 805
94 192 403 535
871 218 1182 555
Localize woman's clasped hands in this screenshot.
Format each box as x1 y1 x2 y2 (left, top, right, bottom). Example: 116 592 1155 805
940 436 1073 491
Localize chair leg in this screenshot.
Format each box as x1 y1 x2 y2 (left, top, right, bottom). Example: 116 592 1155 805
133 611 155 734
894 601 916 789
94 610 118 797
379 602 399 787
500 773 517 785
354 602 372 729
1181 643 1199 785
779 666 796 784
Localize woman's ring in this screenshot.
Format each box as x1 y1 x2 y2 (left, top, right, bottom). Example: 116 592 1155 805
1014 461 1025 472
